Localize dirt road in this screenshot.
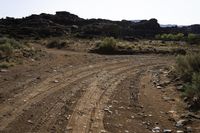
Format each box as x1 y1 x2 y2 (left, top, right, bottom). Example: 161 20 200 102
0 48 199 133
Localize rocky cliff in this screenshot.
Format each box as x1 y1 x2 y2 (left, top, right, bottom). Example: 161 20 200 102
0 11 199 39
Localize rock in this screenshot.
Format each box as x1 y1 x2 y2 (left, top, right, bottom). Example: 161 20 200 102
186 126 192 132
163 129 172 133
162 96 174 101
125 130 129 133
152 126 160 132
176 130 184 133
131 115 135 119
27 120 34 124
53 80 59 83
118 124 123 127
156 86 162 89
66 127 73 130
176 119 187 127
0 69 8 72
176 85 183 91
104 107 112 114
183 97 188 102
100 130 107 133
89 65 93 68
148 114 153 117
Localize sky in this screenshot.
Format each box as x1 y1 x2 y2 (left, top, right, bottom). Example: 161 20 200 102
0 0 199 25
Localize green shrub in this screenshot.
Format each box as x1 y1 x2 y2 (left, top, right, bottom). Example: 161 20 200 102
155 33 185 41
97 37 117 51
176 33 184 40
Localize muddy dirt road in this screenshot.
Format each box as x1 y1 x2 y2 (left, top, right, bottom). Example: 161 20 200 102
0 49 199 133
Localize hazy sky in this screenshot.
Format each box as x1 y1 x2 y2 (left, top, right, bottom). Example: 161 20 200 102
0 0 199 25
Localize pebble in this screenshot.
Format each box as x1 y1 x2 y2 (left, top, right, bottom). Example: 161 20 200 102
53 80 59 83
66 127 73 130
176 130 184 133
176 85 183 91
131 115 135 119
125 130 129 133
104 107 112 114
176 119 187 127
100 130 107 133
162 96 173 101
0 69 8 72
163 129 172 133
186 126 192 132
156 86 162 89
152 126 160 132
27 120 34 124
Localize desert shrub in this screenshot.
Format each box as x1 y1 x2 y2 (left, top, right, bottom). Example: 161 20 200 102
155 34 161 40
170 48 186 55
0 37 23 57
0 63 10 68
183 73 200 109
96 37 117 52
176 53 200 109
187 33 200 44
176 53 200 82
184 73 200 97
0 43 13 56
0 37 22 49
46 40 67 49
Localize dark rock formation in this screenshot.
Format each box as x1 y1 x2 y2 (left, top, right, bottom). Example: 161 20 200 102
0 11 199 39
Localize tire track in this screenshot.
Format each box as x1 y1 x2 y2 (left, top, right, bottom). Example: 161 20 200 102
66 63 160 133
30 62 135 133
0 60 134 132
